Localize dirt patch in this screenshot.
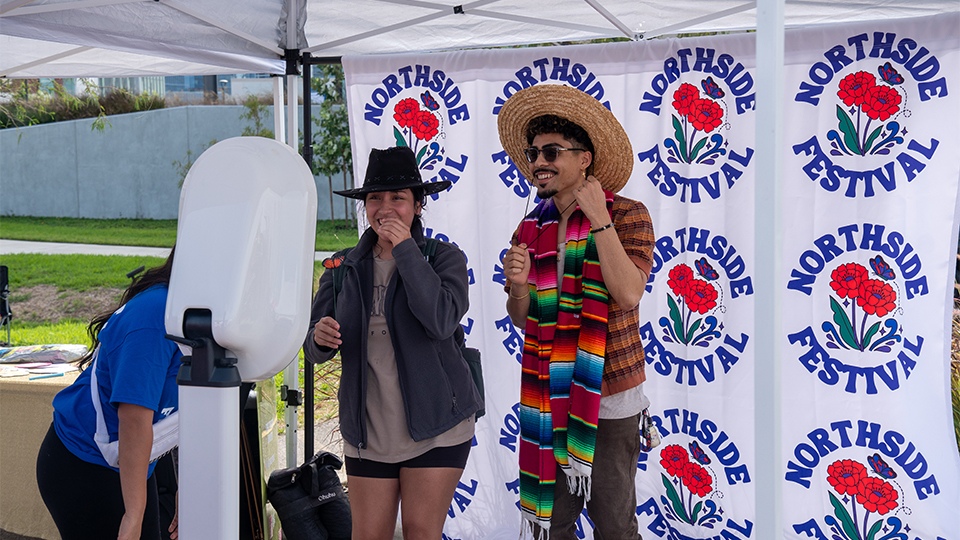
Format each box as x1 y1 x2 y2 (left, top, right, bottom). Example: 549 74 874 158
10 284 123 324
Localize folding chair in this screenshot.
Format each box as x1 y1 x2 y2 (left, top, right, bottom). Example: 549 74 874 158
0 265 12 346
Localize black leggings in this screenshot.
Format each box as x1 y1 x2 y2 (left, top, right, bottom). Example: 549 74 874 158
36 423 161 540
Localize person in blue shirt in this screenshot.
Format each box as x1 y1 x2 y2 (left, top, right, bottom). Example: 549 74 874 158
36 249 181 540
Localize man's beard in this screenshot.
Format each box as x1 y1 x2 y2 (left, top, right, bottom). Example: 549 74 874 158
536 186 558 199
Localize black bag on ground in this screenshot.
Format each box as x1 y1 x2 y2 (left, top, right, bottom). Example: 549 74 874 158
266 451 351 540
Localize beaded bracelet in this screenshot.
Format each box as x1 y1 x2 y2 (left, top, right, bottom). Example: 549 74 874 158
590 223 614 234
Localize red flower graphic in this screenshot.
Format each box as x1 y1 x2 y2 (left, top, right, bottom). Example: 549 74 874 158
680 462 713 497
830 263 868 299
672 83 699 117
856 477 899 515
684 280 718 315
857 279 897 317
668 264 693 296
393 98 419 128
411 110 439 140
660 444 688 477
688 98 723 133
837 71 877 107
826 459 867 496
862 85 902 121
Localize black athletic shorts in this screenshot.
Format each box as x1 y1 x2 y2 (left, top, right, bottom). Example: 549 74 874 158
344 439 472 479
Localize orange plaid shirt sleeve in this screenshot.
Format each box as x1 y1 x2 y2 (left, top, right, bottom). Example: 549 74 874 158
602 194 655 396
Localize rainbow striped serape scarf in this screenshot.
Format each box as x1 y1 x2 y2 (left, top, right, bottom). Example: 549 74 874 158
517 194 612 533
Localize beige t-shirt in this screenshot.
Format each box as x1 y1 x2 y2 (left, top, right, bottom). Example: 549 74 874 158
343 255 474 462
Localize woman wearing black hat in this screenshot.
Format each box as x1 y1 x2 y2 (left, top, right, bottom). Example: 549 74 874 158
303 146 482 540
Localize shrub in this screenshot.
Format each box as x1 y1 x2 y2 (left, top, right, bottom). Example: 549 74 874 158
1 80 164 130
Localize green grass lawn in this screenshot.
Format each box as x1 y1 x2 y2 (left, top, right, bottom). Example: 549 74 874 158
0 215 359 251
0 216 177 247
7 320 90 347
1 253 169 291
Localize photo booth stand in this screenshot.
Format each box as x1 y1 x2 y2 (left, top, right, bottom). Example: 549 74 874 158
165 137 317 540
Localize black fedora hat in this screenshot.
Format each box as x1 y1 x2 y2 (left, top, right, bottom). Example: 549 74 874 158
333 146 452 200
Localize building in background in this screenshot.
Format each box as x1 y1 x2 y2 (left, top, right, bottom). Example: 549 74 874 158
163 75 219 103
229 73 274 100
8 74 300 103
98 76 165 96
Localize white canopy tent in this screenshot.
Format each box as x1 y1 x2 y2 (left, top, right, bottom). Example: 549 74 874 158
1 0 956 71
3 2 959 539
0 34 283 78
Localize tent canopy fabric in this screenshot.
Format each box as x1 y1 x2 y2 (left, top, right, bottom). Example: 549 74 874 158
2 0 958 78
0 34 283 78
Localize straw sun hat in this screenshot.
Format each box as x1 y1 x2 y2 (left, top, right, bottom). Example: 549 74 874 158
497 84 634 194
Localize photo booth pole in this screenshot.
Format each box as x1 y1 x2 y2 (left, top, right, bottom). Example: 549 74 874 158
165 136 317 540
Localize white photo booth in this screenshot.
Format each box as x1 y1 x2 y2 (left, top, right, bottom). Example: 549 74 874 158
165 137 317 540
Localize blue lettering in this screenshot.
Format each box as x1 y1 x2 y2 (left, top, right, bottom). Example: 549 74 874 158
638 92 662 115
363 102 384 125
381 74 402 98
491 150 530 198
793 519 828 539
918 77 948 101
447 479 478 517
785 459 814 488
796 81 826 106
495 315 524 363
637 146 750 202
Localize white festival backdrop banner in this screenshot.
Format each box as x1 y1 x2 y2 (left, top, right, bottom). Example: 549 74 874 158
341 13 959 540
779 14 960 540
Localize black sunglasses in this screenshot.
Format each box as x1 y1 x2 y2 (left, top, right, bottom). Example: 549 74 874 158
522 146 585 163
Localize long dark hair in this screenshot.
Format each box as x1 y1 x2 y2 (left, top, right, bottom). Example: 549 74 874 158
77 246 176 371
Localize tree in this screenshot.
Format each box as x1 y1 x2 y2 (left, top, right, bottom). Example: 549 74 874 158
240 95 274 139
309 64 353 227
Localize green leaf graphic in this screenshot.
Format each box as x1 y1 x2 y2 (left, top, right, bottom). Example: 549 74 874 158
863 321 882 350
863 125 883 154
829 492 860 540
416 145 428 164
685 318 702 344
393 127 407 147
661 473 690 524
836 105 861 155
667 294 686 344
830 296 860 350
672 115 688 162
690 137 708 162
691 501 702 522
866 519 883 540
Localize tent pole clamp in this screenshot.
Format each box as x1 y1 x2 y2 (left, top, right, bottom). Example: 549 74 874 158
284 48 301 76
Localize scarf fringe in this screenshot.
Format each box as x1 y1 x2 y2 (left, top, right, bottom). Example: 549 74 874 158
520 516 550 540
565 474 593 502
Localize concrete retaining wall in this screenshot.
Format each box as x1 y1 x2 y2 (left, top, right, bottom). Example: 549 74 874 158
0 105 354 221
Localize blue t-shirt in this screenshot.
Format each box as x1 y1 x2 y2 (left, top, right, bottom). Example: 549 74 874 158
53 284 181 475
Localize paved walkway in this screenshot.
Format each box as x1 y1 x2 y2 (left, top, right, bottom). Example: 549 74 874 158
0 239 335 260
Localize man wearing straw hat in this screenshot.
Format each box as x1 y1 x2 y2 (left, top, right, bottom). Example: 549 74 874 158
499 84 655 539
